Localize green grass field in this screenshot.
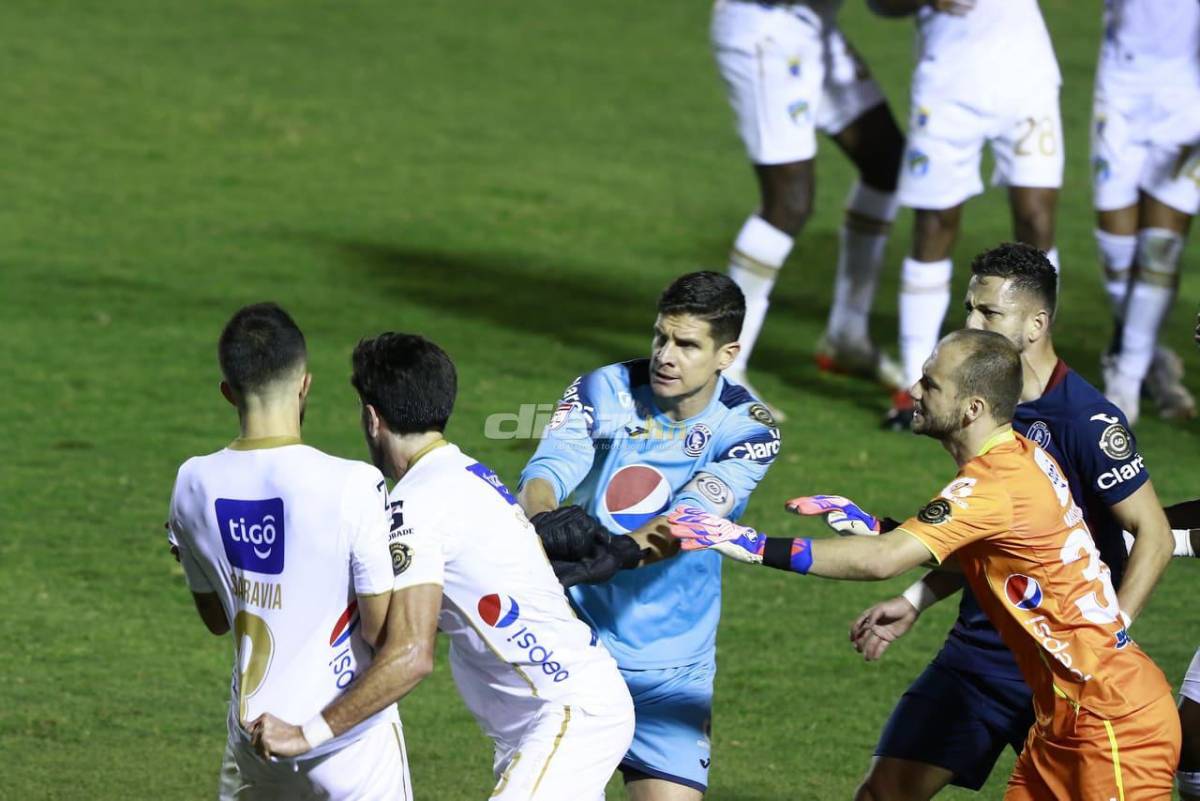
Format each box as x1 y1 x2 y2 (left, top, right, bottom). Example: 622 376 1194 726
3 1 1197 798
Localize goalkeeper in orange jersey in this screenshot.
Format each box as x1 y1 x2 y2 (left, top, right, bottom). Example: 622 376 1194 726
670 328 1180 800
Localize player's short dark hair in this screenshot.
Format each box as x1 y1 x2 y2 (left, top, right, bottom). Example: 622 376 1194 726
351 333 457 435
657 271 746 346
970 243 1057 317
944 329 1023 423
218 302 307 394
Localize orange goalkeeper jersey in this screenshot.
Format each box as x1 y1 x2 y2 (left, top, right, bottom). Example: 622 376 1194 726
898 429 1170 722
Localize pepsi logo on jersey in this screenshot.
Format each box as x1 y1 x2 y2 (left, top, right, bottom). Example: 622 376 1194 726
478 593 570 682
215 498 285 574
328 600 360 690
1004 574 1043 611
604 465 671 532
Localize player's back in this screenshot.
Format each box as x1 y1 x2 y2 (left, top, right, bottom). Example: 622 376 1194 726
389 443 630 738
913 0 1059 96
1100 0 1200 88
956 435 1170 721
169 441 398 757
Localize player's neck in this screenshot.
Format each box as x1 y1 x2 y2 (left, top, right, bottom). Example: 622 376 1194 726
237 402 303 442
1020 338 1060 401
945 421 1012 467
654 377 718 422
385 431 448 480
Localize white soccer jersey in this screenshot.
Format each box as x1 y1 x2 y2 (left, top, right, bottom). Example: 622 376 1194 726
1099 0 1200 90
913 0 1060 98
387 442 630 739
168 438 399 760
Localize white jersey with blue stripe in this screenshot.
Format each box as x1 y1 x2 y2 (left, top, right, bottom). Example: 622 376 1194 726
520 359 780 669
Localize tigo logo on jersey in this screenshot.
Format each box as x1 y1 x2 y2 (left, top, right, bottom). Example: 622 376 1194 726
1004 574 1043 611
328 601 360 689
478 594 521 628
479 593 570 683
604 465 671 532
466 462 518 505
216 498 284 574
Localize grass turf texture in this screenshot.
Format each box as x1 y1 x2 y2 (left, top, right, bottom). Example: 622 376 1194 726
2 1 1197 797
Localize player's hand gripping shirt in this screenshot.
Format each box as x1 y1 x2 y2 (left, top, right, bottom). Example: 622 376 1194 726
899 432 1170 722
912 0 1060 98
387 443 630 739
939 362 1150 679
167 441 398 759
520 360 780 669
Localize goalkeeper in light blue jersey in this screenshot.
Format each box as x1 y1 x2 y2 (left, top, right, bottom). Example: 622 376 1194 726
518 272 779 800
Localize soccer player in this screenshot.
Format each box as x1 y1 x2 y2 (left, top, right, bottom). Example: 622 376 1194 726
166 303 412 800
869 0 1064 429
1091 0 1200 424
671 328 1182 800
517 271 780 800
250 333 634 800
712 0 907 411
823 244 1174 799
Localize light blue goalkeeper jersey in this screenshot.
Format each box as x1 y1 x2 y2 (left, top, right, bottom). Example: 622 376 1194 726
520 358 780 670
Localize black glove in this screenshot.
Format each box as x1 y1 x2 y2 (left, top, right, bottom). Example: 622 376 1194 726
531 505 609 561
550 535 646 588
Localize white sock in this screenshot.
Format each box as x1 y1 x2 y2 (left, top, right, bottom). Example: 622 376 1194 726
899 257 953 387
727 216 793 372
828 182 899 344
1174 529 1197 558
1114 228 1183 385
1094 228 1136 320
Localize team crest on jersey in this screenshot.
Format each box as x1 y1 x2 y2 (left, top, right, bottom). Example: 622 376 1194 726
787 57 801 77
748 403 777 429
478 594 521 628
1026 421 1052 449
1004 574 1043 611
907 149 929 177
915 106 930 128
604 464 672 532
788 100 810 123
390 542 412 576
1092 156 1111 183
917 498 951 525
683 424 712 457
1097 421 1132 460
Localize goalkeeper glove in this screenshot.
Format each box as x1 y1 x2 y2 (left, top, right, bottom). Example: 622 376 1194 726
785 495 897 536
531 505 610 561
667 506 813 574
550 535 644 588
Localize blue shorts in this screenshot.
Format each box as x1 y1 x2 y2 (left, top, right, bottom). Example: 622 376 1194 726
875 661 1035 791
617 658 715 793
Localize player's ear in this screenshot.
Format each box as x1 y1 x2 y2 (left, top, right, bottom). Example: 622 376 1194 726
299 371 313 400
1028 309 1050 345
717 340 741 372
219 380 238 408
363 403 384 438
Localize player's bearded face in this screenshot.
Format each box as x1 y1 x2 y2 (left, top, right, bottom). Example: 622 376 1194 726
649 314 726 402
964 276 1030 352
910 351 961 437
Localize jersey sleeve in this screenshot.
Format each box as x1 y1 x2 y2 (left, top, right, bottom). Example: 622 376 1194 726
388 491 448 592
167 463 215 592
1067 404 1149 506
344 467 396 597
675 414 780 520
519 369 614 503
896 471 1012 564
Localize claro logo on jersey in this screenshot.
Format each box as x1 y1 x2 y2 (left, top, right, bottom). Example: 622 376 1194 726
327 601 360 690
1096 454 1145 491
719 429 781 464
215 498 284 574
478 594 570 682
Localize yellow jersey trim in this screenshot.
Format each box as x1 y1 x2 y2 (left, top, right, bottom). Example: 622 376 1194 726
531 707 572 796
408 437 449 468
228 435 302 451
895 526 943 565
975 427 1016 457
1103 719 1126 801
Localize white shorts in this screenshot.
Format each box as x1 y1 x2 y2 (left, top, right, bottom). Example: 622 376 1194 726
220 722 413 801
1091 79 1200 215
898 88 1064 210
1182 647 1200 706
711 0 885 165
490 703 635 801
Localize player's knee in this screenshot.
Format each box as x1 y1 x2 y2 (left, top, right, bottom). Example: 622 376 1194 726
1135 228 1184 287
758 164 814 233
